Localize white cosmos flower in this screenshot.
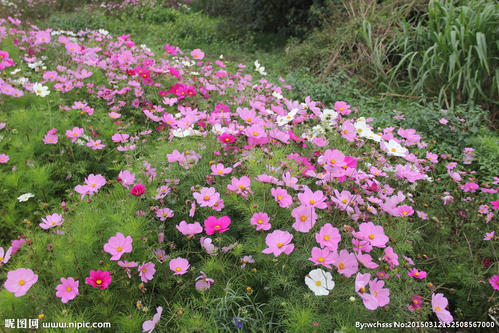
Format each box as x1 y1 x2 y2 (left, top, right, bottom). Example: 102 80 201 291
254 60 267 76
17 193 35 202
32 83 50 97
383 139 408 157
320 108 338 125
305 268 335 296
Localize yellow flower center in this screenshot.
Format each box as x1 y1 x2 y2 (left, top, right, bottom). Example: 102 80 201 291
277 242 283 248
252 132 259 136
374 291 378 296
247 118 252 122
402 211 408 215
359 287 366 293
324 235 330 241
435 307 441 311
368 234 375 240
217 170 223 174
257 219 263 224
300 215 307 222
96 280 102 285
142 268 147 273
309 200 315 205
318 257 325 262
66 287 72 292
215 225 220 229
277 195 283 200
338 263 345 270
203 195 210 201
117 246 122 252
176 267 181 272
343 130 348 134
315 281 322 286
391 148 397 152
19 280 25 286
339 107 344 111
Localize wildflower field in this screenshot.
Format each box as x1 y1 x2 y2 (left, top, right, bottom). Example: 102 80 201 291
0 0 498 332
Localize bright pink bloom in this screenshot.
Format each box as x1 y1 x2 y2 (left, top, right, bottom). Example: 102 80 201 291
0 154 9 163
489 275 499 290
262 230 294 257
227 176 252 197
461 182 479 193
291 205 317 233
3 268 38 297
408 268 427 279
43 133 58 144
103 232 133 261
142 306 162 333
130 184 146 196
250 212 271 231
334 101 351 115
491 200 499 210
432 293 453 323
87 139 106 150
331 250 358 277
85 174 106 192
408 295 423 312
218 133 236 144
298 188 327 209
39 213 63 229
55 277 79 303
169 258 189 275
352 222 389 248
271 187 293 208
204 216 231 235
176 221 203 236
308 247 335 269
484 231 495 240
85 270 112 290
315 223 341 251
117 170 135 188
138 262 156 283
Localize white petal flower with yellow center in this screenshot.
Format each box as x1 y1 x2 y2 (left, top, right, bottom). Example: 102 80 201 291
305 268 335 296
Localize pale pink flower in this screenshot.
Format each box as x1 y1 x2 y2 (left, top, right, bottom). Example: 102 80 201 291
261 230 294 257
169 258 189 275
103 232 133 261
138 262 156 283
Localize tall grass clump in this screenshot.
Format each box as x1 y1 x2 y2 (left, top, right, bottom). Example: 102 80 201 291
391 0 499 110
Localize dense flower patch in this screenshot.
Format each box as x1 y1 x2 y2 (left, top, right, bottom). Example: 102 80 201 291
0 11 497 332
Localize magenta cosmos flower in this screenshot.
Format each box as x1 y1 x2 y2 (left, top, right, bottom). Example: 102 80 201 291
39 213 64 229
85 270 112 290
103 232 133 261
489 275 499 290
432 293 453 323
138 262 156 283
176 221 203 236
250 212 271 231
55 277 79 303
204 216 231 235
262 230 294 257
130 184 146 196
408 268 427 279
169 258 190 275
4 268 38 297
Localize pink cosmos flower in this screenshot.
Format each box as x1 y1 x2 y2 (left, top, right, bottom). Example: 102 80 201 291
432 293 453 323
461 182 479 193
408 268 427 279
204 216 231 235
383 246 399 269
200 237 218 255
291 205 317 233
142 306 162 333
308 247 335 269
103 232 133 261
262 230 295 257
491 200 499 210
195 271 214 291
4 268 38 297
193 187 220 207
352 222 388 248
227 176 252 197
331 250 358 277
35 30 51 44
190 48 205 60
85 270 112 290
169 258 189 275
439 118 449 125
367 279 390 309
397 204 414 217
315 223 341 252
271 187 293 208
112 133 130 143
408 295 423 312
0 246 12 264
156 208 174 221
484 231 495 240
117 170 135 188
130 184 146 196
43 133 58 144
298 188 327 209
250 212 271 231
176 221 203 236
211 163 232 176
138 262 156 283
65 127 84 143
39 213 64 229
55 277 79 303
85 174 106 192
87 139 106 150
356 253 379 269
118 260 138 278
334 101 351 115
489 275 499 291
0 154 9 163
